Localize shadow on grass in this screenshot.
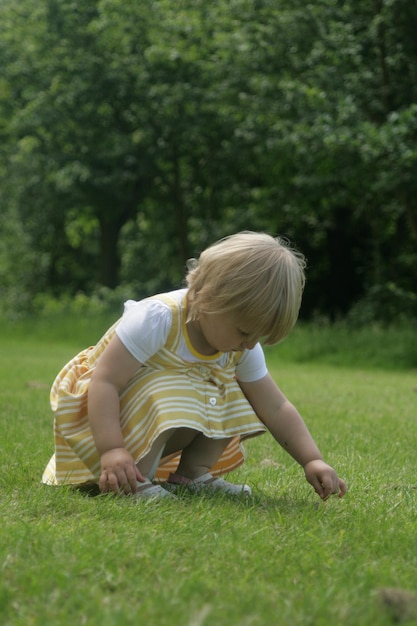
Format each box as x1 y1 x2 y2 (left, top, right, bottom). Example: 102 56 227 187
72 482 321 521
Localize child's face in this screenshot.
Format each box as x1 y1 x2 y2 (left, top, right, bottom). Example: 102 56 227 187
199 310 259 353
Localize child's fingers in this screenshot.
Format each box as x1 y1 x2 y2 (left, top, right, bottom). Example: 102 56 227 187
99 471 110 493
306 473 326 498
338 478 347 498
307 471 342 500
116 465 139 494
99 466 134 494
135 466 146 484
99 470 120 493
122 463 144 493
319 475 346 500
99 449 142 494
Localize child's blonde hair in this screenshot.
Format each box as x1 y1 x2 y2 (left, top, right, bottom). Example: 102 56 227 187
186 231 306 345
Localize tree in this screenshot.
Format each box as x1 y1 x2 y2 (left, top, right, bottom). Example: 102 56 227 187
242 0 417 318
1 0 416 320
1 0 156 292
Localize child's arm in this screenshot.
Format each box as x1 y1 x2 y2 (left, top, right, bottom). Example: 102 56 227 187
88 335 146 494
239 374 346 499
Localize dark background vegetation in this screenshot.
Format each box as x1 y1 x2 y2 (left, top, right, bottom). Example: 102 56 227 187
1 0 416 323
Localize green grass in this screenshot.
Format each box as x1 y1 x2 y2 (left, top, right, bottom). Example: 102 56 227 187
1 317 417 625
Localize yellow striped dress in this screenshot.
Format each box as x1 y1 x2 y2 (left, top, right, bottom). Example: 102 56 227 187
42 291 266 486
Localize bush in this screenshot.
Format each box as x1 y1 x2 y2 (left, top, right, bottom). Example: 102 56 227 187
266 319 417 370
346 283 417 326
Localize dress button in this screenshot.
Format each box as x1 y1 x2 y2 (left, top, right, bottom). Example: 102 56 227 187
209 397 217 406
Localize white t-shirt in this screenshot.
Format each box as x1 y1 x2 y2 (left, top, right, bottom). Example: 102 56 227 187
116 289 268 383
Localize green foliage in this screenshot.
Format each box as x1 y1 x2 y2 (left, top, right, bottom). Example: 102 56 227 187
346 283 417 327
0 0 416 321
266 320 417 370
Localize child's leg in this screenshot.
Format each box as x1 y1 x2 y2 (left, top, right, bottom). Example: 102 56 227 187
167 433 252 496
136 428 231 481
136 428 198 479
175 433 231 480
137 429 250 495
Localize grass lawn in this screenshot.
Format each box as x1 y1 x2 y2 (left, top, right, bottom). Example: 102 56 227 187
1 318 417 625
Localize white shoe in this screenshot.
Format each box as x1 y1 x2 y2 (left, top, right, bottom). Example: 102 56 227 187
132 480 177 500
167 472 251 496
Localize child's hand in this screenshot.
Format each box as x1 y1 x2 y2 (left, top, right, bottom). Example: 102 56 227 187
304 459 347 500
99 447 145 495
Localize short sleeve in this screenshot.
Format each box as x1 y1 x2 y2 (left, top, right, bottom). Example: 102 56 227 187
235 343 268 383
115 298 172 364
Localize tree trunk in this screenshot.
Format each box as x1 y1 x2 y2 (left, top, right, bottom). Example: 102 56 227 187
98 215 122 288
172 147 189 266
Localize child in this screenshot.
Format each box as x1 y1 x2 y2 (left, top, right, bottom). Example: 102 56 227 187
42 231 346 501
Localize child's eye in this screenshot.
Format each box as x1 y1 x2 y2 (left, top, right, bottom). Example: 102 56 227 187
239 329 250 337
